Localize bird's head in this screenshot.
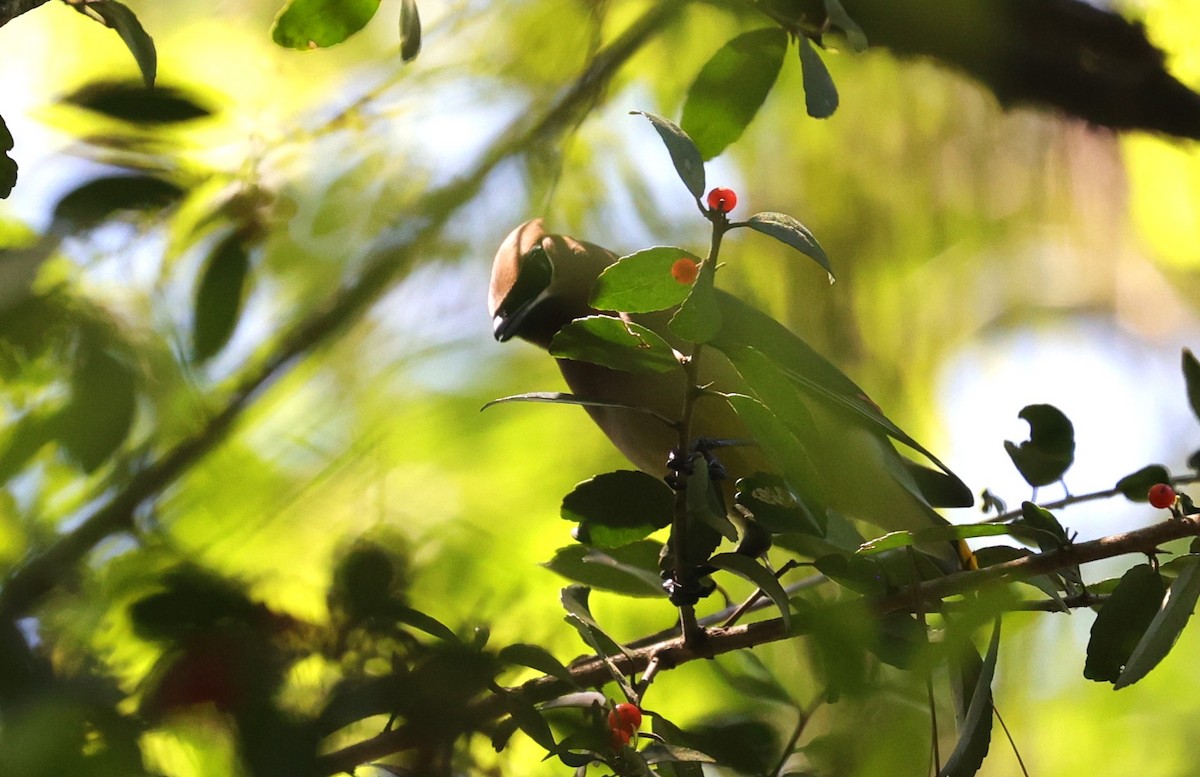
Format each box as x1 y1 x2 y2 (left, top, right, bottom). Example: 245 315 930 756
489 219 619 348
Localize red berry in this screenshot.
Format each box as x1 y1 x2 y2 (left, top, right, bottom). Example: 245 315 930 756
609 726 632 751
671 257 700 285
607 702 642 750
1148 483 1177 509
611 702 642 731
706 187 737 213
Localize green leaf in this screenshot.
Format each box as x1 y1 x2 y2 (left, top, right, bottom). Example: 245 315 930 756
543 542 665 597
52 175 184 230
717 341 835 505
560 586 635 694
272 0 382 49
1004 404 1075 488
1115 555 1200 689
0 619 40 702
708 552 791 631
0 413 56 485
1084 564 1165 683
734 473 823 536
683 453 738 541
795 596 870 693
560 586 602 633
129 567 259 641
712 651 796 707
399 0 421 61
722 392 827 526
632 112 705 200
54 348 137 472
590 246 699 313
680 718 778 776
856 523 1010 554
1013 501 1082 595
0 113 15 199
547 734 605 768
972 546 1068 610
719 344 810 451
393 605 459 642
61 80 212 124
650 717 709 777
77 1 156 86
811 553 886 595
561 470 674 549
905 461 975 507
641 743 718 766
680 28 788 160
193 230 252 363
550 316 681 373
741 212 833 281
331 544 397 618
824 0 868 51
938 617 1000 777
1115 464 1172 502
1012 501 1069 551
709 293 961 478
1183 349 1200 424
481 392 674 425
668 259 722 343
502 694 557 751
871 611 927 669
797 37 839 118
497 643 576 687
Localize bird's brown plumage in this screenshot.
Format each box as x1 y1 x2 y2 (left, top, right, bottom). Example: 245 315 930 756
490 219 966 563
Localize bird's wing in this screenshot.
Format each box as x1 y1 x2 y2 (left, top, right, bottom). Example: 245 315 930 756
709 288 970 501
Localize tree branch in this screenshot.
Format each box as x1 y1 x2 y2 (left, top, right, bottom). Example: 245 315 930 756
316 514 1200 773
757 0 1200 138
982 474 1200 524
0 0 687 619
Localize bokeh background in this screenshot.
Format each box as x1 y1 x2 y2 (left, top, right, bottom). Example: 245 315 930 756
2 0 1200 774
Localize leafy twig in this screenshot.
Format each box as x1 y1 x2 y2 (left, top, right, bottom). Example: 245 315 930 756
981 473 1200 524
316 515 1200 774
0 0 688 620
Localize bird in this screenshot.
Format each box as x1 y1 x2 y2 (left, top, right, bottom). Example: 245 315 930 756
489 218 972 565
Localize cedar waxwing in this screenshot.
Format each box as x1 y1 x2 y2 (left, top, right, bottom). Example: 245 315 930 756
489 219 971 562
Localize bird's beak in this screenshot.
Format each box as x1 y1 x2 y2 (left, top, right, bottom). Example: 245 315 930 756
492 244 554 342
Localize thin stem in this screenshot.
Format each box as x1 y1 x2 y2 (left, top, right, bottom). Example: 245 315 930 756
980 474 1200 524
722 559 800 628
0 0 686 621
993 703 1030 777
671 346 706 647
634 653 664 700
768 694 824 777
907 547 941 775
927 675 941 775
668 213 730 647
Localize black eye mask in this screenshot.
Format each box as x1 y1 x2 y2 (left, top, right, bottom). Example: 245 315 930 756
493 245 554 342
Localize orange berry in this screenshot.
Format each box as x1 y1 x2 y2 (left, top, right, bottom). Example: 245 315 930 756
671 257 699 285
1148 483 1177 509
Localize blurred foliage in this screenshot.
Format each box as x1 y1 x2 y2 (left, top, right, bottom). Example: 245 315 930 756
0 0 1198 775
